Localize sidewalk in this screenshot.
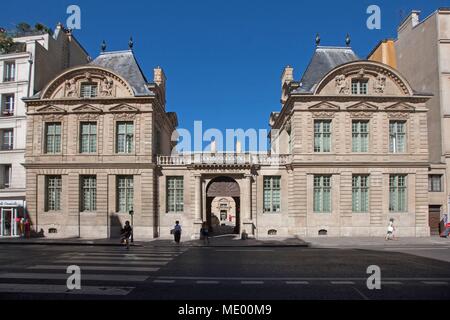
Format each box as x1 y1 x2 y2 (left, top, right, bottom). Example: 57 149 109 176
0 235 448 248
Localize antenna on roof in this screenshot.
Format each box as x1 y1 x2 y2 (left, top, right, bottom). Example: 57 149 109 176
101 40 106 53
345 33 351 47
315 33 321 46
129 36 134 50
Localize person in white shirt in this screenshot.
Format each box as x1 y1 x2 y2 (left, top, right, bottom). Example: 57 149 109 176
385 218 396 240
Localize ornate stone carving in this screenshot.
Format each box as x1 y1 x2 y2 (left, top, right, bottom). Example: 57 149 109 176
312 111 336 118
335 75 350 94
42 114 64 121
374 74 386 93
387 112 410 119
64 79 78 97
349 111 374 119
78 113 100 120
100 77 114 96
113 113 136 120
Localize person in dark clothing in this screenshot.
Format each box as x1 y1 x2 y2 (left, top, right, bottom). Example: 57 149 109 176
120 221 133 249
173 221 182 244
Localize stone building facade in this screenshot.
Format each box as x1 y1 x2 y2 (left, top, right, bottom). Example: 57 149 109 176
368 8 450 235
0 24 88 237
24 45 432 239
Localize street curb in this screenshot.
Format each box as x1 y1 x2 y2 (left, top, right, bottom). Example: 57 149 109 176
0 241 143 247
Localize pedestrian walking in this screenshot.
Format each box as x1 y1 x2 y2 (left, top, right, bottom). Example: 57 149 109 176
385 218 396 240
120 221 133 249
172 221 182 244
24 218 31 239
200 222 210 245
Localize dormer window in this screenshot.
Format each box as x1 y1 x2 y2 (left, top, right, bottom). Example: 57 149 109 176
351 79 368 95
80 83 98 98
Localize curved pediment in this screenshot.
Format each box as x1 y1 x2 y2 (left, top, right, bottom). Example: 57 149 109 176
314 61 414 96
41 66 135 100
36 105 66 114
109 104 139 112
72 104 103 113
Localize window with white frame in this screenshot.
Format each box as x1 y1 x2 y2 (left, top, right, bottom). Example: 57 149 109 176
81 176 96 212
167 177 184 212
45 123 61 153
0 128 13 150
352 175 369 212
314 120 331 152
116 122 134 153
389 121 406 153
314 175 331 213
1 94 14 116
80 122 97 153
352 120 369 152
46 176 62 211
429 175 443 192
80 83 98 98
3 61 15 82
263 176 281 213
0 164 11 189
389 175 407 212
351 79 368 94
117 176 133 213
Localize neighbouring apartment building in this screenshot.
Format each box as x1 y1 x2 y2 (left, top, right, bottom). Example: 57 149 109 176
0 23 88 237
24 42 432 239
368 8 450 235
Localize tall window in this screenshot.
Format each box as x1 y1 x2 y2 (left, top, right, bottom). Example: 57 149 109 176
352 175 369 212
351 79 368 94
429 175 443 192
80 83 98 98
80 122 97 153
263 176 281 213
46 176 62 211
81 176 96 212
314 175 331 213
389 121 406 153
314 120 331 152
352 121 369 152
167 177 184 212
116 122 134 153
0 164 11 189
0 129 13 150
389 175 407 212
3 61 15 82
45 123 61 153
1 94 14 116
117 176 133 213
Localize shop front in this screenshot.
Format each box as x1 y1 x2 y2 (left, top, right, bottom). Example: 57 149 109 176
0 200 25 237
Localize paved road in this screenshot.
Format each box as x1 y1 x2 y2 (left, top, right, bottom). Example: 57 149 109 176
0 243 449 300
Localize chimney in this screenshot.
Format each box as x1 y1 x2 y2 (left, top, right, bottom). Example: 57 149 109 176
153 66 166 88
411 11 420 27
398 10 421 33
281 65 294 88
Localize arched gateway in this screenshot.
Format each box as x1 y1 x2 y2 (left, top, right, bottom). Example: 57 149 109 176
206 176 240 235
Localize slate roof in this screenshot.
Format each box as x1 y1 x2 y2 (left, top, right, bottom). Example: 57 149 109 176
294 46 359 93
89 50 153 96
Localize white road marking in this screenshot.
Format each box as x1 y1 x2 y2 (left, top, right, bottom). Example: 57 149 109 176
285 281 309 285
215 249 274 252
58 256 172 261
331 281 355 285
153 280 175 284
196 281 220 284
0 272 148 282
28 265 159 272
53 259 168 266
422 281 449 285
381 281 403 285
241 281 264 284
0 283 134 295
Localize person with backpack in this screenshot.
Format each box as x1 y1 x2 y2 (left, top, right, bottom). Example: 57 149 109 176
173 221 182 244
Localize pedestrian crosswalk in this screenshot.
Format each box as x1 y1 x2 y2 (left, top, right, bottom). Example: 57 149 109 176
0 246 187 297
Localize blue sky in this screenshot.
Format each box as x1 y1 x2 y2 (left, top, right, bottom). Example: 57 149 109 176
1 0 448 151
